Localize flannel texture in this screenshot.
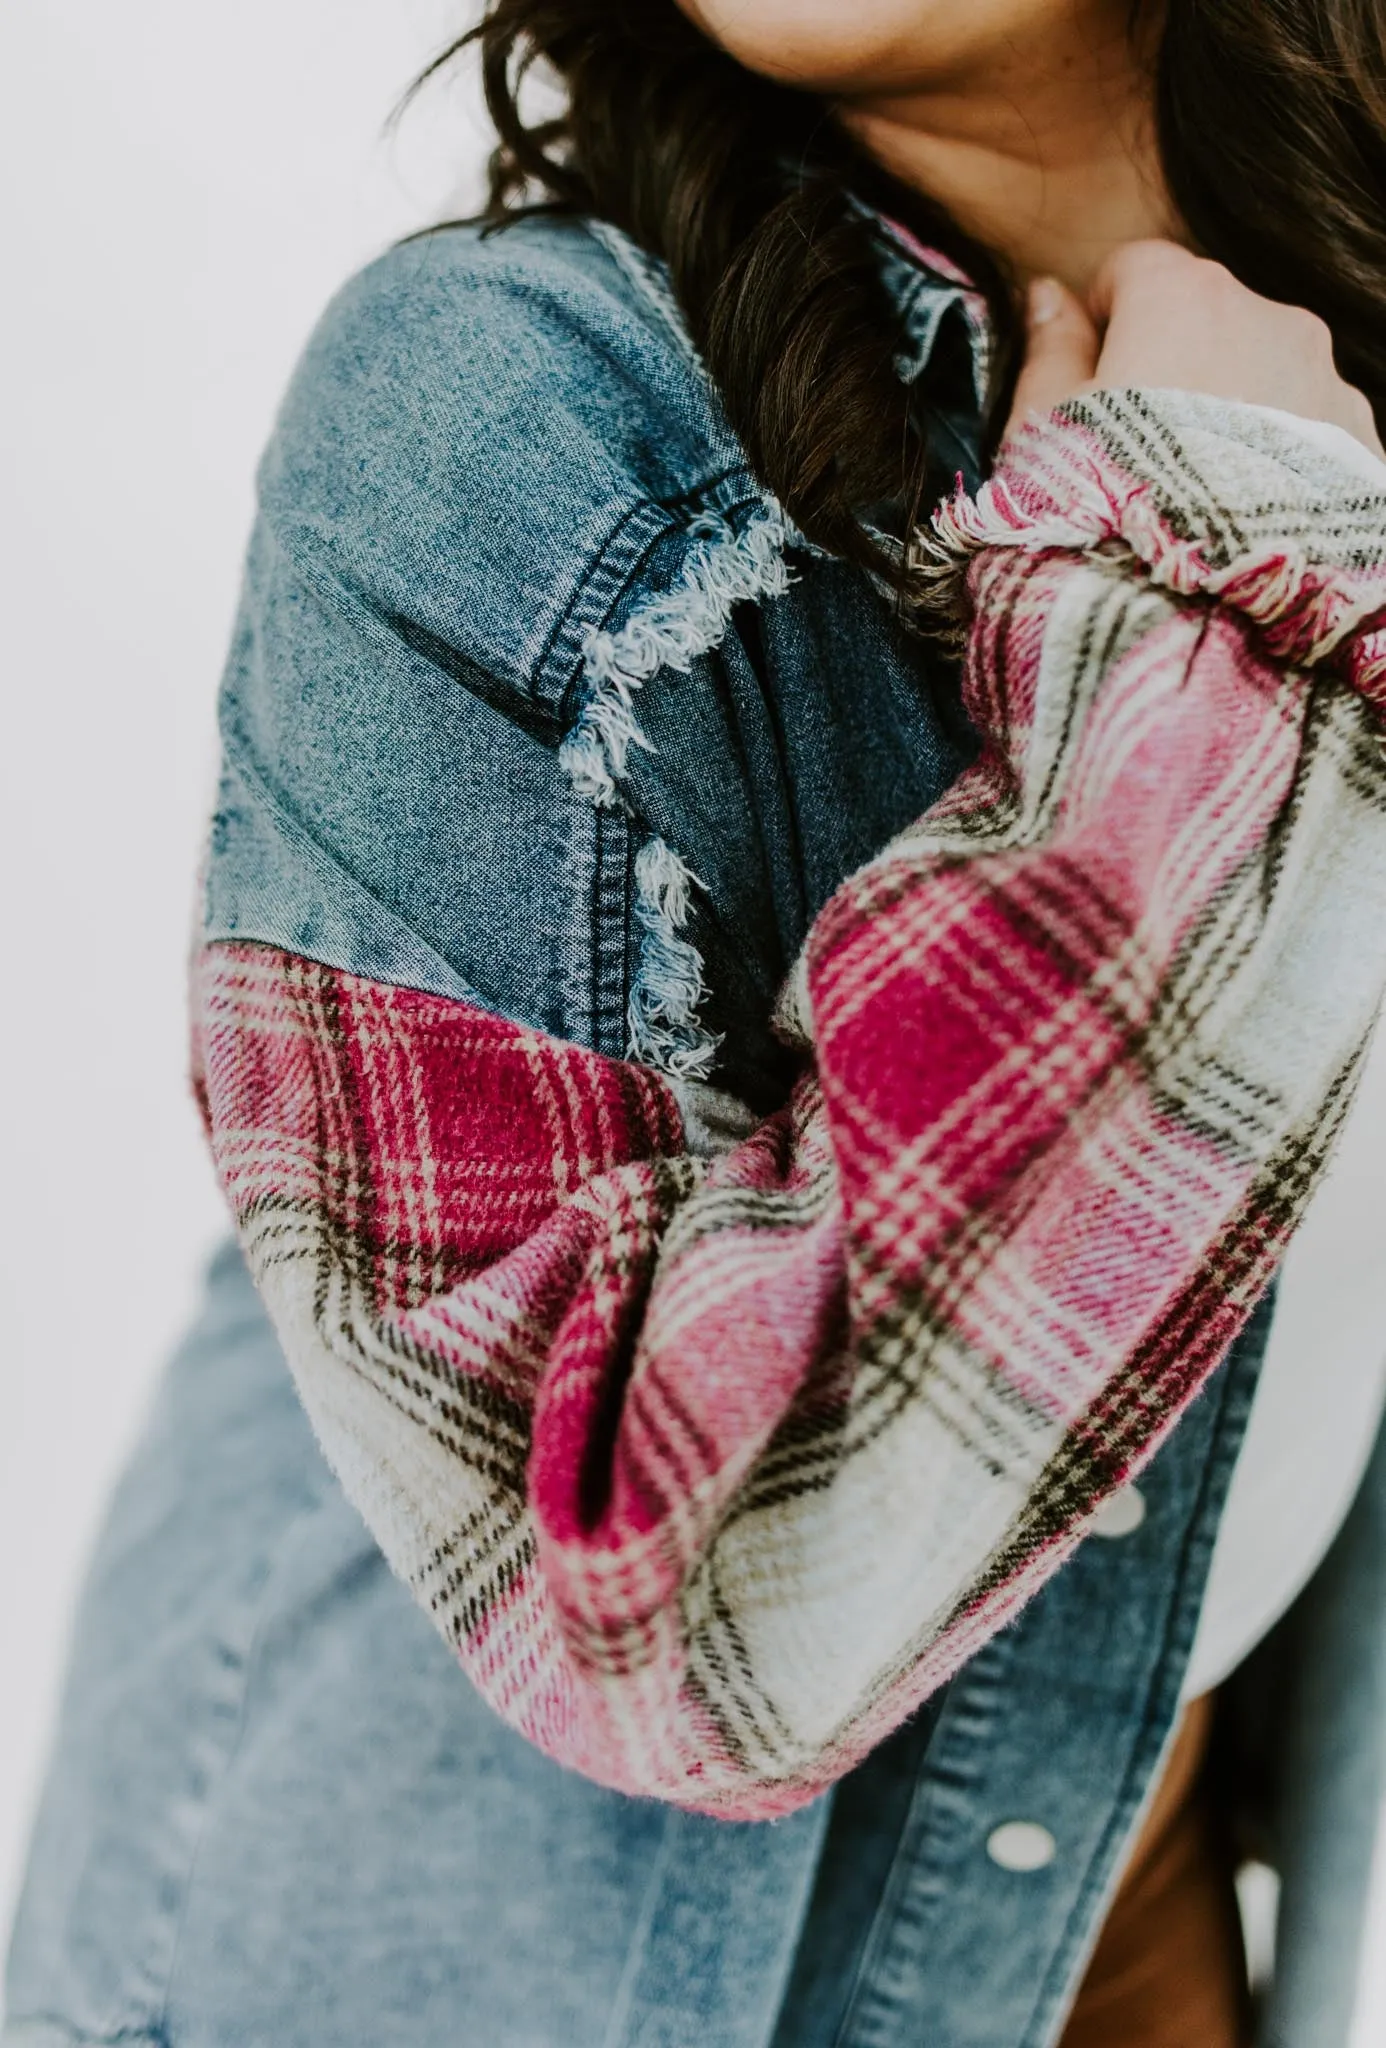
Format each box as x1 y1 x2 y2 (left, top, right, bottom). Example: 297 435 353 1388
194 390 1386 1817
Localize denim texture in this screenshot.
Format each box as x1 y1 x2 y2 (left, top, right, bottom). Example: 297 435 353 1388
8 213 1386 2044
4 1245 1264 2048
204 216 980 1097
5 1246 823 2048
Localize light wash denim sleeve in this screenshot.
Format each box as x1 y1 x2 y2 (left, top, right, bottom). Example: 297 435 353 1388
206 217 975 1098
209 217 736 1055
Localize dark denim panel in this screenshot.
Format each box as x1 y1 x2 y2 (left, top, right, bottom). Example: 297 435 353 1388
617 552 976 1106
618 552 974 955
749 556 978 927
585 512 974 1105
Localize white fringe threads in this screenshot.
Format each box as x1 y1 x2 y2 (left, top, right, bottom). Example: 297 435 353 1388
628 836 724 1082
558 503 793 1079
560 505 794 810
914 431 1386 669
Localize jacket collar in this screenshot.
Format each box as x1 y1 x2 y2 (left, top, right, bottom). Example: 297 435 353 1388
864 207 992 409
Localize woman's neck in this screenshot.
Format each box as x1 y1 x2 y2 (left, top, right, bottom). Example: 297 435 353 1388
836 6 1179 293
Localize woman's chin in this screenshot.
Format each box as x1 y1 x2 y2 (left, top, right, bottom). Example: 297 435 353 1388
672 0 961 94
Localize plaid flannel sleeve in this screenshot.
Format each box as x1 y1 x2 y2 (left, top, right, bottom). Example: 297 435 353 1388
194 389 1386 1816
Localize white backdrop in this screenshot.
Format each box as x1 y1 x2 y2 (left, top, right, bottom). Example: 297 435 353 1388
0 3 1384 2037
0 0 482 1980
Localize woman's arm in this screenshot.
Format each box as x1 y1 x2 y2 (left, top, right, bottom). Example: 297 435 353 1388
194 251 1386 1819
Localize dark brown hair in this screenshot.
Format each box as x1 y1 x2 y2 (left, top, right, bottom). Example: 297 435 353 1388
414 1 1386 585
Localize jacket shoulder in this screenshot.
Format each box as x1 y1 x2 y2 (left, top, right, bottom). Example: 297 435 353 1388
256 216 748 697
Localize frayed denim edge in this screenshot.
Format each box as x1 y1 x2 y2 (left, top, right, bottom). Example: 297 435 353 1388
559 505 794 812
559 504 794 1079
629 837 724 1082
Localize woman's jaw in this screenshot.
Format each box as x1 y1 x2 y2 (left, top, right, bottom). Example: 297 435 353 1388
674 0 1129 95
673 0 1180 293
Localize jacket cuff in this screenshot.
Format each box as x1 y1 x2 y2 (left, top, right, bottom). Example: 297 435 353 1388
916 387 1386 684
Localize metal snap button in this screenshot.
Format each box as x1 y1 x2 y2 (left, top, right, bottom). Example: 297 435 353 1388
1090 1484 1147 1539
986 1821 1058 1872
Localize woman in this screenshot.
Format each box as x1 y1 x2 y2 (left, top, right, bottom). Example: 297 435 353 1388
8 1 1386 2043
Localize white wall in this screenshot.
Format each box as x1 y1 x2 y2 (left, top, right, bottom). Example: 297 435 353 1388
0 0 484 1972
1 4 1384 2039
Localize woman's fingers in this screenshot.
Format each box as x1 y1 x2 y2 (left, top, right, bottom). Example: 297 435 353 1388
1088 241 1386 458
1003 277 1101 442
1001 241 1383 461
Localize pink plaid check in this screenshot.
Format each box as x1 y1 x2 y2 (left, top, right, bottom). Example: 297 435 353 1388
195 390 1386 1815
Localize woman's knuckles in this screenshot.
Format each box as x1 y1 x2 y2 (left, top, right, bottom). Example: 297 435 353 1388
1003 243 1379 458
1077 242 1379 446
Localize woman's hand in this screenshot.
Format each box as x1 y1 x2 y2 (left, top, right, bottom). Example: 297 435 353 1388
1005 239 1384 458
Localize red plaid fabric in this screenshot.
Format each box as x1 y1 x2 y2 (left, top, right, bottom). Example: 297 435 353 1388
195 391 1386 1816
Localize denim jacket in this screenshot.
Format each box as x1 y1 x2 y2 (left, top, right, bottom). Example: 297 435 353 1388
194 213 1386 2043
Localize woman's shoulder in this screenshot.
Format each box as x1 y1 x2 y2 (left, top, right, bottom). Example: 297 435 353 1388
251 211 767 701
264 216 743 538
286 213 722 444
